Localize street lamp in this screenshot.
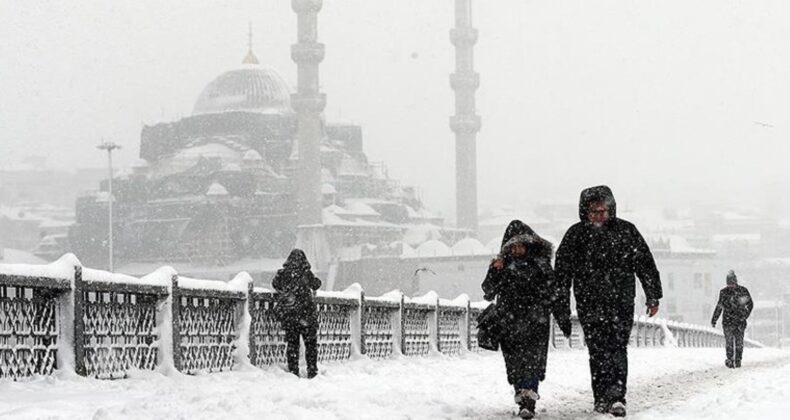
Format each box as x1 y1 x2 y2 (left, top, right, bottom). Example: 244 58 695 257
97 140 121 271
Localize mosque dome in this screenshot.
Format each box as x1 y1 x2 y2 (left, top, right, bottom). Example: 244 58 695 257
192 64 292 116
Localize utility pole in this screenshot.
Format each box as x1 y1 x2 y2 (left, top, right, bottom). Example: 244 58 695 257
97 140 121 271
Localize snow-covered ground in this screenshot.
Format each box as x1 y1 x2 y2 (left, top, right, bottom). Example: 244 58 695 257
0 348 788 420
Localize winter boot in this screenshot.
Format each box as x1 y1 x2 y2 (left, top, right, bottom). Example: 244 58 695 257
514 389 538 419
609 401 626 417
593 401 609 414
725 359 734 368
734 360 742 368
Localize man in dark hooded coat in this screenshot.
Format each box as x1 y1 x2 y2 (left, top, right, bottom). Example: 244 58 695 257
272 249 322 378
711 270 753 368
482 220 572 419
555 186 662 417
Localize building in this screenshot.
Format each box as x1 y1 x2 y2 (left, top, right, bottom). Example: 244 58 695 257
68 47 449 282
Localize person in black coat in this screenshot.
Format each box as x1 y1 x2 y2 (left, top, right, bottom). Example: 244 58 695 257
482 220 572 419
555 186 662 417
272 249 322 378
711 270 753 368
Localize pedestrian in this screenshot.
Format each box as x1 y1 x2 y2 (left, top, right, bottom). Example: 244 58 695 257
711 270 753 368
555 185 662 417
482 220 572 419
272 249 322 378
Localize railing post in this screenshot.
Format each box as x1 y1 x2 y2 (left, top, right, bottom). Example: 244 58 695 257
465 299 472 351
171 275 182 372
247 281 256 367
434 297 441 353
359 290 367 356
399 294 406 355
72 265 86 376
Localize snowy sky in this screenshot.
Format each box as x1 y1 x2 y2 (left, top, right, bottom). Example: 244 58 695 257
2 0 789 219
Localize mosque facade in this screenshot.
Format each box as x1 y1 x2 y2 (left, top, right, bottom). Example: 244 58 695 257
68 49 474 281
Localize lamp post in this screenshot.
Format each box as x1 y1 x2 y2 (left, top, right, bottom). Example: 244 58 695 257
97 140 121 271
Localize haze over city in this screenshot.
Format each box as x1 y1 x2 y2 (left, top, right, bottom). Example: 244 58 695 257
3 0 789 219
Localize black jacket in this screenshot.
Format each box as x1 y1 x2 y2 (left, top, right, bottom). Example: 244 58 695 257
711 285 753 327
272 249 322 326
481 220 570 382
555 186 662 316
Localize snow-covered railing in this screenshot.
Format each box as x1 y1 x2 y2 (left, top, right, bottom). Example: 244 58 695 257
0 267 70 380
172 275 247 374
0 255 764 381
549 314 763 350
75 267 168 379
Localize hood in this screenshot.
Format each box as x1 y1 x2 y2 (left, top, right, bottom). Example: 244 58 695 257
500 220 553 259
578 185 617 222
500 220 536 250
726 270 738 286
282 248 311 272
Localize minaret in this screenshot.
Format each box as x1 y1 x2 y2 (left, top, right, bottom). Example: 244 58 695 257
450 0 481 233
292 0 326 226
292 0 330 271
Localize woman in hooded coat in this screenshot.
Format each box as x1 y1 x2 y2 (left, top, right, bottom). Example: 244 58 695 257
482 220 572 419
272 249 322 378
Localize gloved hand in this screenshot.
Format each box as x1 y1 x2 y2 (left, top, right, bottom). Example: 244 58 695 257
645 300 659 317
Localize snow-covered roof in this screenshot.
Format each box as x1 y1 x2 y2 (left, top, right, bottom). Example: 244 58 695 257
451 238 490 256
243 150 263 161
414 240 451 258
343 201 380 217
403 224 442 247
206 182 229 196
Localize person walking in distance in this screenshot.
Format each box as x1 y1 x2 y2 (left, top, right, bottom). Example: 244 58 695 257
711 270 753 368
555 186 662 417
272 249 322 378
482 220 572 419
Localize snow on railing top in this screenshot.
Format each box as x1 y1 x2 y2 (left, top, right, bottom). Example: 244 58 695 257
368 289 404 303
316 283 362 301
440 294 471 308
0 253 80 281
407 290 439 305
81 267 164 287
178 276 244 292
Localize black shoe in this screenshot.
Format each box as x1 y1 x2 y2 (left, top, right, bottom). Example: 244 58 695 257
609 402 626 417
594 402 609 414
307 369 318 379
515 390 537 419
735 360 741 368
725 359 734 368
517 407 535 419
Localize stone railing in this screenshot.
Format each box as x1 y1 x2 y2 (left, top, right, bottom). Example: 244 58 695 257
0 255 481 380
0 254 762 381
549 313 762 350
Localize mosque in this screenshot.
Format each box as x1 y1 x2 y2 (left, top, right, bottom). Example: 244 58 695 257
68 1 491 295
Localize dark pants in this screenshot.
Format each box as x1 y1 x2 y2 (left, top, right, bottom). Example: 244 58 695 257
579 304 634 406
284 321 318 377
723 323 746 364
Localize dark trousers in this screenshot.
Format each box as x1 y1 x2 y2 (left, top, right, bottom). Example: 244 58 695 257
723 323 745 363
284 321 318 377
580 304 634 406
